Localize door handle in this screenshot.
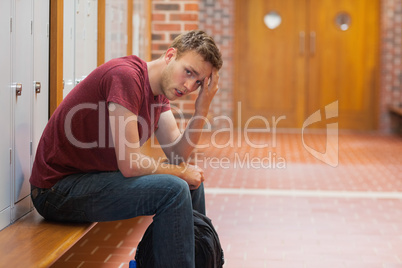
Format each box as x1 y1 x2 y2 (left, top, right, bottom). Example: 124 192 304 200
299 31 305 55
35 81 41 93
16 83 22 96
310 31 316 56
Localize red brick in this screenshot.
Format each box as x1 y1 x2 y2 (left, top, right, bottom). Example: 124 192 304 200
184 3 199 11
154 3 180 11
153 23 181 31
170 13 198 21
152 13 166 21
170 33 181 41
152 43 170 51
151 53 161 60
152 33 165 41
185 94 197 101
185 23 199 31
182 102 195 112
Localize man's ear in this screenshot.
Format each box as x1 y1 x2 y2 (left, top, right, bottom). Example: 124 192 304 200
164 48 176 64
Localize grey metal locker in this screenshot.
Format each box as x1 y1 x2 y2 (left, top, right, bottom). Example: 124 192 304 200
75 0 98 84
11 0 34 221
0 0 12 231
10 0 49 222
105 0 127 61
63 0 98 98
0 0 49 228
32 0 50 157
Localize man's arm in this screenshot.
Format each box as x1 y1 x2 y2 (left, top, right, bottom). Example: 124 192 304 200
108 102 204 189
155 69 220 164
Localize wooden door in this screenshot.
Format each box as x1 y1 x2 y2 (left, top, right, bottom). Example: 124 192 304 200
234 0 379 130
308 0 379 130
234 0 307 128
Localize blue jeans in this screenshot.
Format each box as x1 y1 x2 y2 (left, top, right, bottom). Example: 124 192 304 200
31 172 205 268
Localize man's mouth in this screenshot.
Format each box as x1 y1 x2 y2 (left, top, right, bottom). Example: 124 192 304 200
175 89 184 97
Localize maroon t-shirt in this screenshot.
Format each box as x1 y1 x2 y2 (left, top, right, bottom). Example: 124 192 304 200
30 55 170 188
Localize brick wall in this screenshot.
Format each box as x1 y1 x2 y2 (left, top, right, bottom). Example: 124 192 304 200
150 0 402 132
151 0 199 60
380 0 402 132
151 0 200 130
199 0 234 129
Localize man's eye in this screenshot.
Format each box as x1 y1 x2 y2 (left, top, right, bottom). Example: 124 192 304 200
186 69 191 75
196 80 202 85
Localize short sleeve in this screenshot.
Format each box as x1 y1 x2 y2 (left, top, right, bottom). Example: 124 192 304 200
160 96 171 113
101 65 144 115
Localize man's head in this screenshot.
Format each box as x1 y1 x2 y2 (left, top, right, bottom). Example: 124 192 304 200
169 30 223 71
156 30 222 100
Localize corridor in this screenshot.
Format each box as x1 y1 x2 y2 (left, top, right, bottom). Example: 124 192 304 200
52 131 402 267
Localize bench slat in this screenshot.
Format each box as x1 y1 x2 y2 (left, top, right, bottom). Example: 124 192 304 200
0 209 95 268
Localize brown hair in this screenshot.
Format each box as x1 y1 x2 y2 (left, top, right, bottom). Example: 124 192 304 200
169 30 223 70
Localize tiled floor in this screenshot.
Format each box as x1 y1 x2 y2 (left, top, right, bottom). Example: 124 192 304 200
51 130 402 268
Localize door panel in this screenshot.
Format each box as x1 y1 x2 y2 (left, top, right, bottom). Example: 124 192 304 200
235 0 307 128
308 0 379 130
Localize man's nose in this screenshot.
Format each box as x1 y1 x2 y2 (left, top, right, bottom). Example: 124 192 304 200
184 79 198 93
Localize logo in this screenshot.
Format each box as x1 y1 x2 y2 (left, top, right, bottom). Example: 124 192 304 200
302 101 339 167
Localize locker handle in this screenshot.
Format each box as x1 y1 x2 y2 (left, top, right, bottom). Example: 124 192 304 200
35 81 41 93
16 83 22 96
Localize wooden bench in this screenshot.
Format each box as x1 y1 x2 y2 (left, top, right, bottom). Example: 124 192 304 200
0 141 168 267
0 209 96 267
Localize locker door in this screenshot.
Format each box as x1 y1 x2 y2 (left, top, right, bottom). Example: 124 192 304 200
63 0 75 97
32 0 50 156
64 0 98 98
12 0 34 221
75 0 98 84
0 0 12 230
133 0 150 60
105 0 128 61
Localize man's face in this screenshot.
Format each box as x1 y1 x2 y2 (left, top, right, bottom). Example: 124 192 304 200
160 49 213 101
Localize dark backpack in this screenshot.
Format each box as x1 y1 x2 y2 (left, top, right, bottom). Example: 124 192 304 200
135 210 225 267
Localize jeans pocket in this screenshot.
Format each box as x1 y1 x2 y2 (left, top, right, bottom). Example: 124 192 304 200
31 188 49 217
44 201 89 223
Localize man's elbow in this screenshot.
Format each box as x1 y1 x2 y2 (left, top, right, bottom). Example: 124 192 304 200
120 168 133 178
118 163 142 178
